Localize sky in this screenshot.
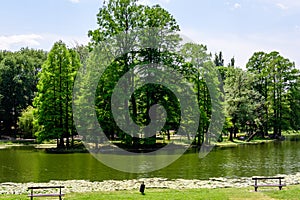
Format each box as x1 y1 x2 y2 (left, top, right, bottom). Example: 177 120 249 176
0 0 299 68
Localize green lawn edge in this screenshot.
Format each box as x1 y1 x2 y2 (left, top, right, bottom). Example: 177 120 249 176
2 185 300 200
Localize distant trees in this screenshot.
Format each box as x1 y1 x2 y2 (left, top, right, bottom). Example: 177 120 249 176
246 51 299 138
0 48 46 137
224 67 262 141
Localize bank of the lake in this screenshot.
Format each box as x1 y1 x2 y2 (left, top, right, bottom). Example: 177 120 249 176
0 136 281 151
1 172 300 195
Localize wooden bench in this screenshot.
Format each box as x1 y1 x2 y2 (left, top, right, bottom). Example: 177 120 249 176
28 186 65 200
252 177 285 192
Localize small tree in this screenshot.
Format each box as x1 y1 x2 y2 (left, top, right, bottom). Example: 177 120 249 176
18 106 40 139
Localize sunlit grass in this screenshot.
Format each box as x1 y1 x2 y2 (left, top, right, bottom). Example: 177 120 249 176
1 185 300 200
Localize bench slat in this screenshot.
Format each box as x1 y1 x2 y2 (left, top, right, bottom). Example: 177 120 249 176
252 177 284 180
252 176 285 192
28 186 64 199
28 194 65 197
254 184 286 187
28 186 64 189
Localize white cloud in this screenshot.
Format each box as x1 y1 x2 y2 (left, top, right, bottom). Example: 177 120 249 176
0 33 89 51
0 34 43 50
225 2 241 10
160 0 171 4
137 0 171 6
276 3 288 10
68 0 80 3
259 0 300 9
138 0 151 5
233 3 241 9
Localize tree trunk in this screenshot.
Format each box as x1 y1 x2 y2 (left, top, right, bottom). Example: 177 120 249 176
229 127 234 142
59 58 64 149
264 79 269 136
167 129 170 141
66 78 70 149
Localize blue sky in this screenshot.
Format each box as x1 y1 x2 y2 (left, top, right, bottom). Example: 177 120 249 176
0 0 299 68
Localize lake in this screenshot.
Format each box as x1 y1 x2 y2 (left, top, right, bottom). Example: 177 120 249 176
1 137 300 183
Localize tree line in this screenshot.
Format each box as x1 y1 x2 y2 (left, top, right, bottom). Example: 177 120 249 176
0 0 299 149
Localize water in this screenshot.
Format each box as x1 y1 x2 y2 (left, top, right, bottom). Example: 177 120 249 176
0 138 300 183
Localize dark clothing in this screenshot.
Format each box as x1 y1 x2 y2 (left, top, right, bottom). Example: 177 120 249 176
139 183 145 194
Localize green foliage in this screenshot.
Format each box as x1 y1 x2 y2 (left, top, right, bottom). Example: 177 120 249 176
0 48 46 135
17 106 40 138
0 0 298 150
224 67 262 141
246 51 299 137
34 41 80 147
180 43 213 145
85 0 183 147
288 77 300 131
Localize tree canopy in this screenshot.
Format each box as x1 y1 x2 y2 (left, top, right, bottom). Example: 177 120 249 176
0 0 298 150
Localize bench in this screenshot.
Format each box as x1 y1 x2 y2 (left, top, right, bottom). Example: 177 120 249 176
28 186 65 200
252 177 285 192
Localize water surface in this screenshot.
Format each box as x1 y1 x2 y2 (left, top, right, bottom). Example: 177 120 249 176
0 138 299 183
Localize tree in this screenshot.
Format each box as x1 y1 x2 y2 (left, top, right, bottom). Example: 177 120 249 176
288 76 300 131
34 41 80 148
246 51 298 138
180 43 211 146
87 0 182 146
88 0 144 46
0 49 46 137
18 106 40 138
214 51 224 67
224 67 261 141
246 52 269 137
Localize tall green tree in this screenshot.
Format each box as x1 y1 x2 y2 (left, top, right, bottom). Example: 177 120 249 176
247 51 298 137
288 76 300 131
225 67 261 141
87 0 182 146
246 52 269 137
180 43 212 146
34 41 80 148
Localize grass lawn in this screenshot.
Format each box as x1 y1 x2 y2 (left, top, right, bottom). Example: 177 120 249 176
1 185 300 200
214 138 274 148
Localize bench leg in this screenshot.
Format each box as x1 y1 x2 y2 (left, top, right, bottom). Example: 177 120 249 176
254 179 258 192
59 187 62 200
279 186 282 190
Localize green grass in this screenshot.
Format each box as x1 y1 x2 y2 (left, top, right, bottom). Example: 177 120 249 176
1 185 300 200
214 138 273 148
282 130 300 136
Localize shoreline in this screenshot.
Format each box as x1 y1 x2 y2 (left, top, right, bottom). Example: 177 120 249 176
0 138 282 151
1 173 300 195
2 132 300 151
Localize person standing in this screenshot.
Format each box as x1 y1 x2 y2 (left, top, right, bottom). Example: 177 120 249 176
139 181 145 195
